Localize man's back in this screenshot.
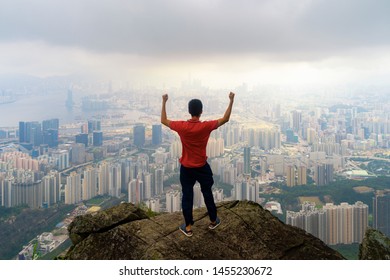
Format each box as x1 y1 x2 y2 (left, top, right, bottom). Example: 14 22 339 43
169 119 218 168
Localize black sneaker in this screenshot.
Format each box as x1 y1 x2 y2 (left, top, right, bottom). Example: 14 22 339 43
209 217 221 230
179 224 193 237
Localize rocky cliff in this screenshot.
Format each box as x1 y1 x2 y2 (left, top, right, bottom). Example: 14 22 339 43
65 200 345 260
359 227 390 260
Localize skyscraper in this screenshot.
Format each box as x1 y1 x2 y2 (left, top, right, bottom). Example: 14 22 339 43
297 165 307 185
287 201 368 245
373 191 390 237
98 162 109 196
128 178 144 204
286 165 296 187
109 163 121 198
154 168 164 195
93 131 103 146
315 163 334 186
243 146 251 175
65 172 82 204
291 110 302 133
193 183 205 208
52 150 69 170
42 118 59 131
76 133 89 147
88 120 101 133
82 167 98 201
42 171 61 207
166 190 181 213
142 172 153 199
19 121 26 143
43 129 58 148
152 124 162 146
133 125 145 147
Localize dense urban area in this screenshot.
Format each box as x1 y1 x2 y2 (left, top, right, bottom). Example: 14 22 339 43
1 80 389 260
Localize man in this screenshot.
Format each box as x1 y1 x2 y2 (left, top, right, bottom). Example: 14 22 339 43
161 92 235 237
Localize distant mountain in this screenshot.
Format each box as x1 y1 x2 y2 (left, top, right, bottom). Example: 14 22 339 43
0 73 86 91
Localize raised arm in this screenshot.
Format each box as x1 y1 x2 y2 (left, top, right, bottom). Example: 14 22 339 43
161 94 171 127
217 92 235 127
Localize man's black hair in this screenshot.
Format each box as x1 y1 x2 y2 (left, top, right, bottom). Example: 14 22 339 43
188 99 203 117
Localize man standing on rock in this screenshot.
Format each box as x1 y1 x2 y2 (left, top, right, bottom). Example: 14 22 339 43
161 92 235 237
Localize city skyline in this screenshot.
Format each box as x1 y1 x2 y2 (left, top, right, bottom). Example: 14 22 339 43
1 1 390 263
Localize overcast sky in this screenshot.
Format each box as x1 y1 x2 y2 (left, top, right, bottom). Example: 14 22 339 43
1 0 390 89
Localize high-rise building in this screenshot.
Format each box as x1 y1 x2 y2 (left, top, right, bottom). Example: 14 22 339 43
193 183 205 208
98 162 109 195
133 125 145 147
286 165 295 187
142 172 153 199
323 202 368 245
147 198 160 213
297 165 307 185
81 123 88 134
154 168 164 195
82 167 98 201
291 110 302 133
152 124 162 146
315 163 334 186
65 172 82 204
71 143 86 164
213 188 224 203
42 171 61 207
287 201 368 245
19 121 43 148
88 120 101 133
43 129 58 148
109 163 121 198
128 178 144 204
76 133 89 147
52 150 69 171
243 146 251 175
373 191 390 237
93 131 103 146
286 128 298 143
0 177 14 207
42 119 59 131
19 121 26 143
166 190 181 213
233 175 257 201
287 165 307 187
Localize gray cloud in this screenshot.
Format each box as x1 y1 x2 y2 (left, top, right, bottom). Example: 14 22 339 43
1 0 389 58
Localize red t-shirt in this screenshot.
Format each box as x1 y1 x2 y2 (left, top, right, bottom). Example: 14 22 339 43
169 119 219 168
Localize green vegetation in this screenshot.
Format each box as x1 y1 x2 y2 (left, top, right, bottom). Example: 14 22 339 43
40 239 72 260
367 160 390 176
330 243 360 260
99 196 125 210
269 176 390 214
0 205 28 222
85 195 111 206
374 153 390 159
0 204 75 260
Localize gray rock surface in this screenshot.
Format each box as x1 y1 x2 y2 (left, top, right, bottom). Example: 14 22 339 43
65 200 345 260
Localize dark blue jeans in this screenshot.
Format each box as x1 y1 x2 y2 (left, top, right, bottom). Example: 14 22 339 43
180 162 217 226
